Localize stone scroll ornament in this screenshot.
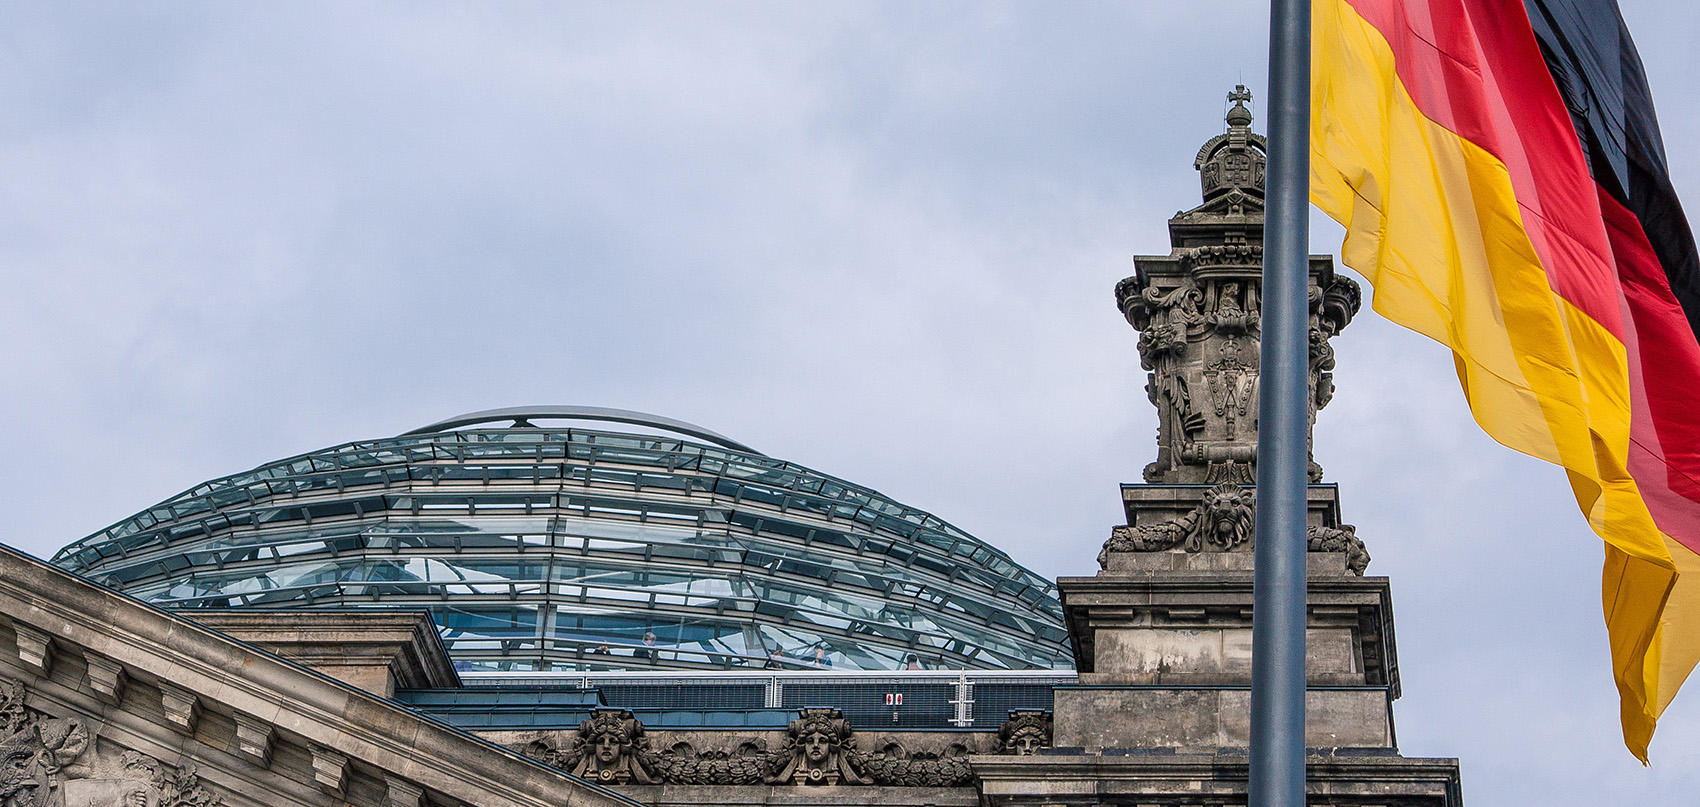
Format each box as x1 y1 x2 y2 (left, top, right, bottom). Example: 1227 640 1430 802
516 707 978 787
0 677 222 807
1096 483 1370 575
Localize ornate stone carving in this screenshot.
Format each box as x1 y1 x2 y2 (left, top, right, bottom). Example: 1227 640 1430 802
0 676 221 807
642 740 781 786
771 708 868 786
996 710 1052 756
0 688 92 807
0 681 28 738
1098 484 1368 576
117 752 223 807
856 742 973 787
518 708 984 787
1120 86 1360 486
1098 483 1255 565
518 709 659 785
1194 85 1266 201
1307 524 1371 576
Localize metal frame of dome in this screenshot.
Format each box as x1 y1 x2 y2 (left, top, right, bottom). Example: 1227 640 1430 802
53 415 1071 675
401 406 764 455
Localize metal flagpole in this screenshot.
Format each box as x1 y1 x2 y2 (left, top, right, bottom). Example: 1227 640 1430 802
1250 0 1311 805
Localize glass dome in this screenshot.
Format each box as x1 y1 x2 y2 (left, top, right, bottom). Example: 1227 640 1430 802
53 408 1072 674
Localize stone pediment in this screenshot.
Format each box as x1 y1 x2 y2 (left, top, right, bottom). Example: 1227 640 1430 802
0 544 636 807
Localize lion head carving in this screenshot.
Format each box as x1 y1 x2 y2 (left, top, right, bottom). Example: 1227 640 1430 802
1187 482 1255 551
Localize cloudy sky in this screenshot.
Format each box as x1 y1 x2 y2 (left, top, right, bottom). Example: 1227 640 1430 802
3 1 1698 803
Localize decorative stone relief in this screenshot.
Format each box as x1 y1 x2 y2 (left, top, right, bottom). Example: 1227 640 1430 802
115 752 223 807
0 680 93 807
770 708 868 786
1098 483 1256 565
1 680 27 737
1307 524 1371 576
641 740 780 786
1119 86 1361 487
516 708 982 787
855 741 972 788
0 676 222 807
995 711 1052 756
1099 484 1369 576
518 709 659 785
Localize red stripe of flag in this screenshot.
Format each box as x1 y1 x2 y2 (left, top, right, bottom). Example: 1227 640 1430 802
1346 0 1625 335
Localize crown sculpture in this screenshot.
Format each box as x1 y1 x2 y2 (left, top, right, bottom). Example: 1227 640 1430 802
1117 85 1361 487
1097 85 1370 576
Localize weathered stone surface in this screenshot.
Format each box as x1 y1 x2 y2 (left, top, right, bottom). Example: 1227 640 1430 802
1058 569 1399 689
186 609 458 697
616 784 979 807
1117 88 1360 488
1051 687 1390 750
311 746 349 796
0 673 224 807
1104 483 1371 574
1121 482 1345 535
500 711 995 789
1037 86 1456 807
233 712 274 768
995 710 1052 756
0 542 636 807
83 650 127 705
384 774 425 807
12 623 54 677
1089 624 1357 680
973 752 1463 807
157 681 199 734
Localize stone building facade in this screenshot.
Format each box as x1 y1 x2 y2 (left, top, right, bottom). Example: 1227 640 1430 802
1 89 1460 807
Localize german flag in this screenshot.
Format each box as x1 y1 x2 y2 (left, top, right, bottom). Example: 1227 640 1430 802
1311 0 1700 760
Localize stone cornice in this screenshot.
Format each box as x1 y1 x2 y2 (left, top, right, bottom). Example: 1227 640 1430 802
0 543 639 807
187 608 461 692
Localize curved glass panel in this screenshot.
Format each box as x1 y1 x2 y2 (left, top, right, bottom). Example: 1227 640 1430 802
54 423 1073 674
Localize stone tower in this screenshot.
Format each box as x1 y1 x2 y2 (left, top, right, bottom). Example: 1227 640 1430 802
974 88 1464 807
1119 84 1361 487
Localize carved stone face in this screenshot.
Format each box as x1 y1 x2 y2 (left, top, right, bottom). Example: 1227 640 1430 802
1010 732 1044 756
594 733 623 764
802 732 832 765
